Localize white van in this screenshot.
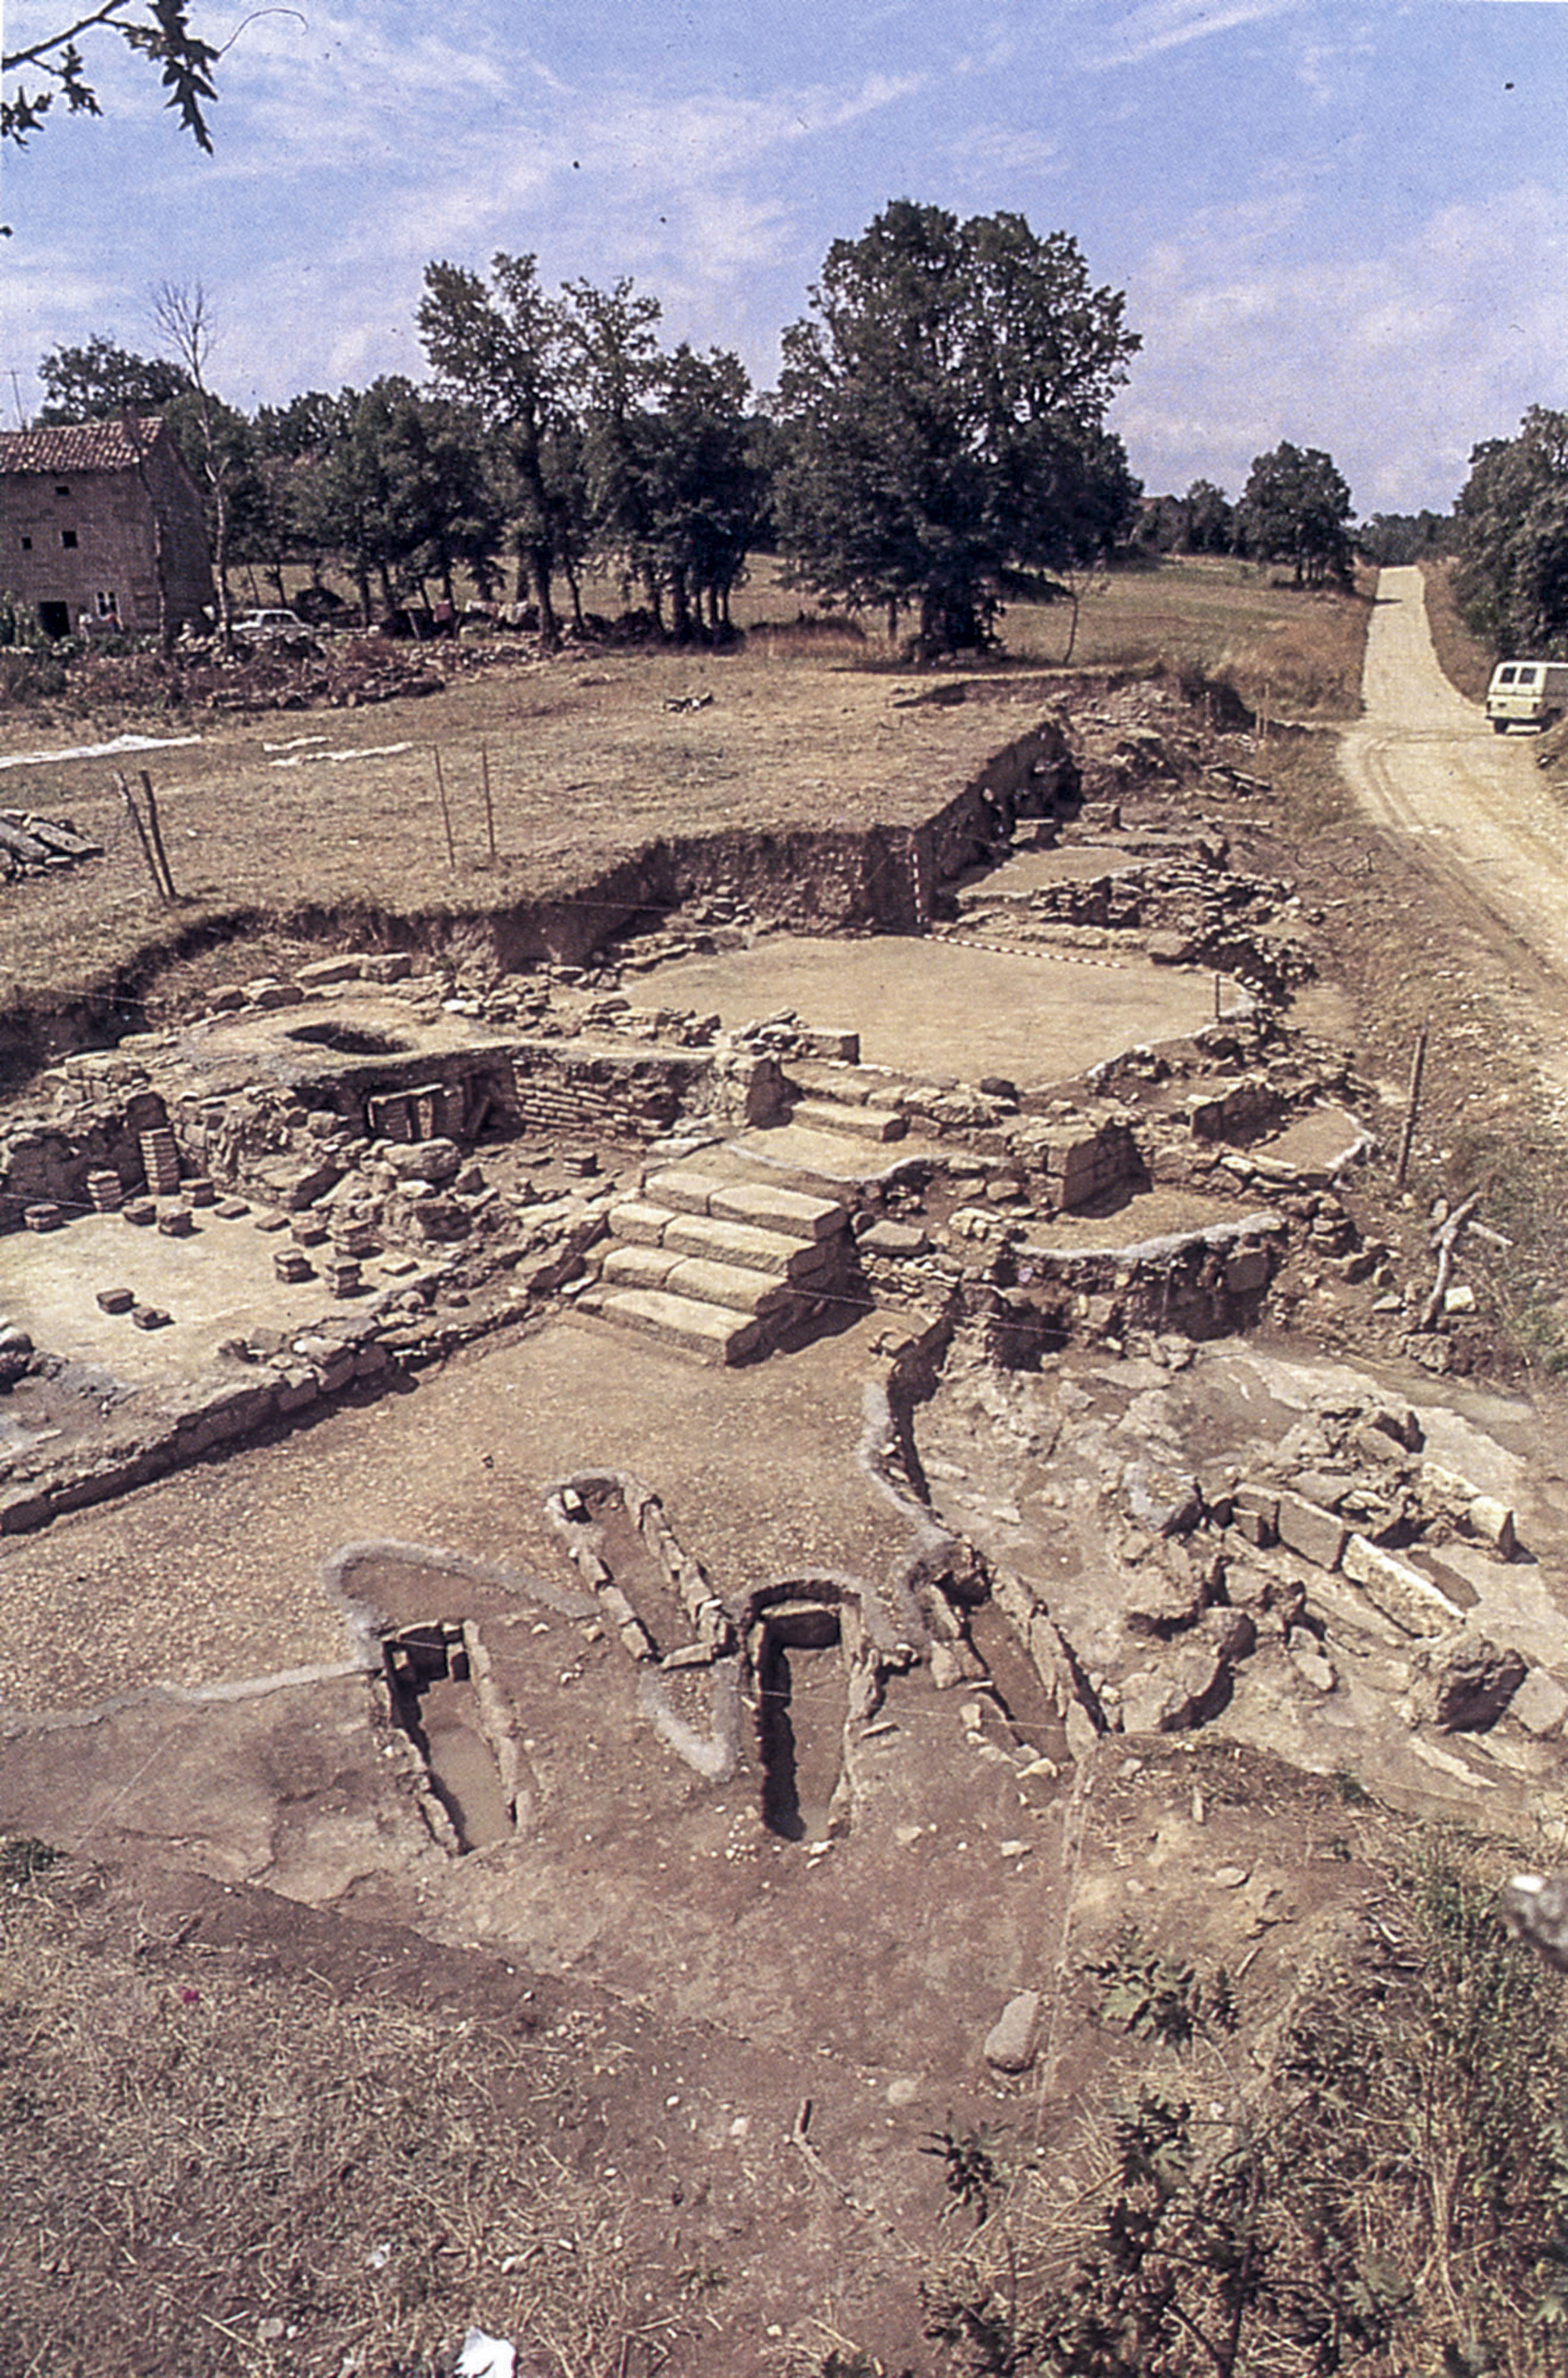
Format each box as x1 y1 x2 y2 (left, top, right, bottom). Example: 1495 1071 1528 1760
1486 659 1568 732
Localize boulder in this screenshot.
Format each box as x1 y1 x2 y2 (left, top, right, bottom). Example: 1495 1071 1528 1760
1230 1484 1278 1547
1467 1495 1517 1558
1123 1538 1210 1636
382 1136 462 1184
1122 1457 1202 1539
1414 1633 1527 1732
984 1990 1042 2074
1119 1642 1228 1734
1510 1668 1568 1738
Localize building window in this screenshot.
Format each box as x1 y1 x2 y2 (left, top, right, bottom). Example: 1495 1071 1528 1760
61 530 78 549
19 536 31 551
53 484 70 497
95 590 118 620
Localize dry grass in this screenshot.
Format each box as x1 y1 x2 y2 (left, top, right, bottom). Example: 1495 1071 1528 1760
996 556 1374 719
0 552 1371 1029
0 644 1014 1019
1421 558 1495 704
0 1846 686 2378
920 1833 1568 2378
266 550 1373 716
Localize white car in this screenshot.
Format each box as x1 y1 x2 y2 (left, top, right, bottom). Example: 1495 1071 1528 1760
231 608 305 641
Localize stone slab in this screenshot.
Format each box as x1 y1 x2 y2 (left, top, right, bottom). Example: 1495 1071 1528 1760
1275 1490 1348 1572
1342 1532 1466 1637
788 1098 907 1143
601 1244 680 1294
643 1168 730 1216
661 1212 834 1279
606 1200 671 1247
708 1181 845 1241
664 1255 799 1318
594 1287 763 1364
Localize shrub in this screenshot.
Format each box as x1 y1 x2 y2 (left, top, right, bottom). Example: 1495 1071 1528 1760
923 1841 1568 2375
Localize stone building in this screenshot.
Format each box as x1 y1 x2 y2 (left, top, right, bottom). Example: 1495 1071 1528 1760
0 415 213 637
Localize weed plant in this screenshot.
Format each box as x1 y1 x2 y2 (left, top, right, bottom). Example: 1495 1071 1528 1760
922 1840 1568 2375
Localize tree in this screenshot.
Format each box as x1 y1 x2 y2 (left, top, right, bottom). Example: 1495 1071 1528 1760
1453 408 1568 656
567 275 665 616
153 281 240 643
417 254 577 647
640 346 763 639
4 0 218 147
36 334 191 422
1236 442 1354 588
1357 510 1451 569
774 200 1140 657
292 380 505 624
1180 478 1233 555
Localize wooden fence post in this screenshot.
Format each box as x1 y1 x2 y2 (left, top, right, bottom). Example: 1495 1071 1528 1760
138 769 176 898
433 749 456 869
1394 1021 1430 1194
115 770 169 900
480 742 497 862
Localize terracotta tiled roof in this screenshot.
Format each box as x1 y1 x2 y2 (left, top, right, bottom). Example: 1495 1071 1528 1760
0 417 165 476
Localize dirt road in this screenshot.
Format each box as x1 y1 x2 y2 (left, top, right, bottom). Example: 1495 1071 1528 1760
1341 565 1568 1112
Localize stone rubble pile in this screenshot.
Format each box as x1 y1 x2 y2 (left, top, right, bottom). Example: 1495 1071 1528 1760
909 1335 1561 1790
0 807 102 883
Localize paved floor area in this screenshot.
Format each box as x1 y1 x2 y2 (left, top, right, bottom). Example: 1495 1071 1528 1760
650 935 1221 1082
0 1206 431 1386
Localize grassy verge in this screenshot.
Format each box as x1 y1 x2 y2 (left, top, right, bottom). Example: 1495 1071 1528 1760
1420 558 1494 704
1264 723 1568 1378
0 1843 696 2378
995 556 1374 720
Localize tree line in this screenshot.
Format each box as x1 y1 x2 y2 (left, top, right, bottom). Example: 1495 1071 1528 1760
29 200 1374 661
1134 448 1356 589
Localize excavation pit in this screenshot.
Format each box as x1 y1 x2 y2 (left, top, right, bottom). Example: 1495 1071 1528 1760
755 1617 845 1843
383 1620 515 1853
284 1021 412 1057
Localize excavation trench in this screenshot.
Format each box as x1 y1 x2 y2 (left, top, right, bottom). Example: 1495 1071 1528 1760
0 711 1077 1086
382 1620 514 1853
753 1600 846 1843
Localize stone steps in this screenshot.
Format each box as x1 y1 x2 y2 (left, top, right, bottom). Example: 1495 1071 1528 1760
787 1096 907 1142
587 1154 854 1363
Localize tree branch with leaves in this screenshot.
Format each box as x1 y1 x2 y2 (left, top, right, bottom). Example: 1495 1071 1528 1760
3 0 219 147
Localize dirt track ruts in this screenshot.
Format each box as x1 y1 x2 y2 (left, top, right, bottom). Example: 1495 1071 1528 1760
1340 566 1568 1114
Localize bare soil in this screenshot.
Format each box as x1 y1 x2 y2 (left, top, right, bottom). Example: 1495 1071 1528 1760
10 566 1568 2376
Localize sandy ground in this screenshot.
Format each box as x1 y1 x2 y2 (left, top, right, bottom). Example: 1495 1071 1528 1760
0 1310 909 1715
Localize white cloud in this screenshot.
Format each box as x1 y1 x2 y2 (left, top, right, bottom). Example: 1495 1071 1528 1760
1116 178 1568 511
1077 0 1305 70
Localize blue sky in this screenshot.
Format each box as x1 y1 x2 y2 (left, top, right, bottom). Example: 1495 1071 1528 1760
1 0 1565 513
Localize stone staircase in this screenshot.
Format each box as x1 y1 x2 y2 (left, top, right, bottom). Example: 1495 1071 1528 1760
782 1060 909 1146
580 1160 857 1363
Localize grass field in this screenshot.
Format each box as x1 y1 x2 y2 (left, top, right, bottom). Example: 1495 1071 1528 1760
249 548 1373 719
